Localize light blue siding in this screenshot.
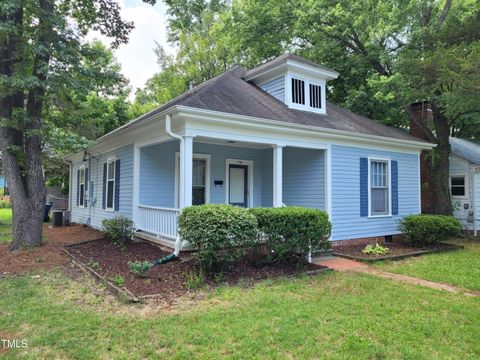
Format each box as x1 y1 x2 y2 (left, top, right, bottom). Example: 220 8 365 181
331 145 420 241
260 76 285 103
283 147 325 209
71 144 134 229
140 141 178 207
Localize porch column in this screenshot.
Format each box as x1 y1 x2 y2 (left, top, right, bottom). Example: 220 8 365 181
179 135 194 208
273 145 284 207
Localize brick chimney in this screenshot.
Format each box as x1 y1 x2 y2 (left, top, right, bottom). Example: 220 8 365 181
408 101 435 214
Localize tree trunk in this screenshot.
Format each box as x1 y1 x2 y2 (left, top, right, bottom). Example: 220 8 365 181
0 0 49 251
431 105 453 215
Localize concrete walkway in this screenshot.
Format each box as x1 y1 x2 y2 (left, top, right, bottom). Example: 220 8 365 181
314 256 480 297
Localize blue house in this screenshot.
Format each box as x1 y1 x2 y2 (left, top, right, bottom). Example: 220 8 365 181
64 54 433 253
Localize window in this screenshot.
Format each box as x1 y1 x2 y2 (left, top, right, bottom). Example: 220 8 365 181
79 167 86 207
291 78 305 105
309 83 322 108
450 176 465 197
106 159 115 210
370 160 389 216
192 159 206 205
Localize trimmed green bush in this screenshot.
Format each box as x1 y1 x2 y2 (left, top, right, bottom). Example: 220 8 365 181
249 207 331 262
102 216 135 248
398 214 462 245
178 204 258 271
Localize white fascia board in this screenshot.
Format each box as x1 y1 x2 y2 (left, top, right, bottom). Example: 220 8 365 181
286 60 339 80
176 106 435 152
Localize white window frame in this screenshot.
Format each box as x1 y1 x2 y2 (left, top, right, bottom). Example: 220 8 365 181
78 165 86 208
174 153 211 208
225 159 254 208
285 73 327 114
105 157 116 212
450 175 467 199
368 157 392 218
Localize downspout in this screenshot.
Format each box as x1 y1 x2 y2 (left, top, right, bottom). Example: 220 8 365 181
165 114 183 256
473 165 477 237
63 159 72 212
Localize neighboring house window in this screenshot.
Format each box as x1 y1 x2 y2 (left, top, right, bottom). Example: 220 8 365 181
79 167 86 207
309 83 322 109
450 176 465 197
106 159 115 210
370 160 389 216
192 159 206 205
291 78 305 105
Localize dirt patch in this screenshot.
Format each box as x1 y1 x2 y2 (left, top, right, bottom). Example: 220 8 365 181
0 224 102 274
67 239 326 300
332 242 463 261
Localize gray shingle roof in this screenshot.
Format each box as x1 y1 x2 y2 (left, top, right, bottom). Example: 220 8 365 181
103 64 429 144
450 137 480 165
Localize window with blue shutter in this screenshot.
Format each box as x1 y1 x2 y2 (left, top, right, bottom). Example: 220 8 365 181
360 158 368 217
391 160 398 215
114 159 120 211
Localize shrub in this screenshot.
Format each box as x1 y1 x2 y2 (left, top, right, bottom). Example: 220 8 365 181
398 214 462 246
362 243 389 255
102 216 135 248
178 204 258 272
249 207 331 262
128 261 152 278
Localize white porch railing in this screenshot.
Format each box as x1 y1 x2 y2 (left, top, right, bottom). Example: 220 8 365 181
136 205 180 240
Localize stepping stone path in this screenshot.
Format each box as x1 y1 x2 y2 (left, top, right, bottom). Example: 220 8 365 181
313 257 480 297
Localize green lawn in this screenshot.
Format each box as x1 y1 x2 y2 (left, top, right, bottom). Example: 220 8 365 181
1 270 479 359
0 208 12 243
374 240 480 291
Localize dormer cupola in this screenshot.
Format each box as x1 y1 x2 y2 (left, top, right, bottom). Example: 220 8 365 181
243 53 339 115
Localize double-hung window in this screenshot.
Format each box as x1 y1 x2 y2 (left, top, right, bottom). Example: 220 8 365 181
192 159 206 205
79 167 86 207
450 176 466 197
370 160 390 216
106 159 115 210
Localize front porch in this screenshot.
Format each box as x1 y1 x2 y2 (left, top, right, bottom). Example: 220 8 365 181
132 137 327 248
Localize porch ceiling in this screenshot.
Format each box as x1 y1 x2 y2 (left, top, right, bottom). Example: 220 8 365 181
195 136 272 149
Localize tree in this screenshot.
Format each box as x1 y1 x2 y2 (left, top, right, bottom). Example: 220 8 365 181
0 0 155 251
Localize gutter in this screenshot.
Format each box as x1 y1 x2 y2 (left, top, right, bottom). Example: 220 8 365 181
165 113 183 256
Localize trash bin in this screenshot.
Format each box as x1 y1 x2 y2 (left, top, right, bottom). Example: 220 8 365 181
44 202 53 222
53 210 64 227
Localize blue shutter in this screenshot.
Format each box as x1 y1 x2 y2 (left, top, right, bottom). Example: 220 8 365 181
102 163 107 209
360 158 368 217
85 168 89 191
391 160 398 215
114 159 120 211
76 169 80 207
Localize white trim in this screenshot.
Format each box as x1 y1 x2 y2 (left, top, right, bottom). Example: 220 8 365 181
132 145 140 225
367 157 392 218
225 159 254 207
325 145 332 220
449 174 468 200
105 157 116 212
286 73 327 114
174 152 211 208
272 145 284 207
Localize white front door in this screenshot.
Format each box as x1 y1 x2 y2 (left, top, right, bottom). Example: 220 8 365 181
229 164 248 207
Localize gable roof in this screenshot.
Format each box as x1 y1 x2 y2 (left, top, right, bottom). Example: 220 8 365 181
450 137 480 165
101 64 429 146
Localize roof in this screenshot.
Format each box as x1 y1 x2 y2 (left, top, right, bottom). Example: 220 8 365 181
242 53 339 80
450 137 480 165
100 60 430 146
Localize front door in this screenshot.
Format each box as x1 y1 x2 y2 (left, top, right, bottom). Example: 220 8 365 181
229 164 248 207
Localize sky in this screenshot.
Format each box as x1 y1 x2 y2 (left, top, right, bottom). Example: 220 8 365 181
87 0 174 96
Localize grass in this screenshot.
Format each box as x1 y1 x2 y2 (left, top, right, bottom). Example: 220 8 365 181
0 270 479 359
374 240 480 291
0 208 12 243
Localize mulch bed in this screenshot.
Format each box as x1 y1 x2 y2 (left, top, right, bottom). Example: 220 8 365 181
0 224 102 275
332 241 463 262
66 238 326 300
